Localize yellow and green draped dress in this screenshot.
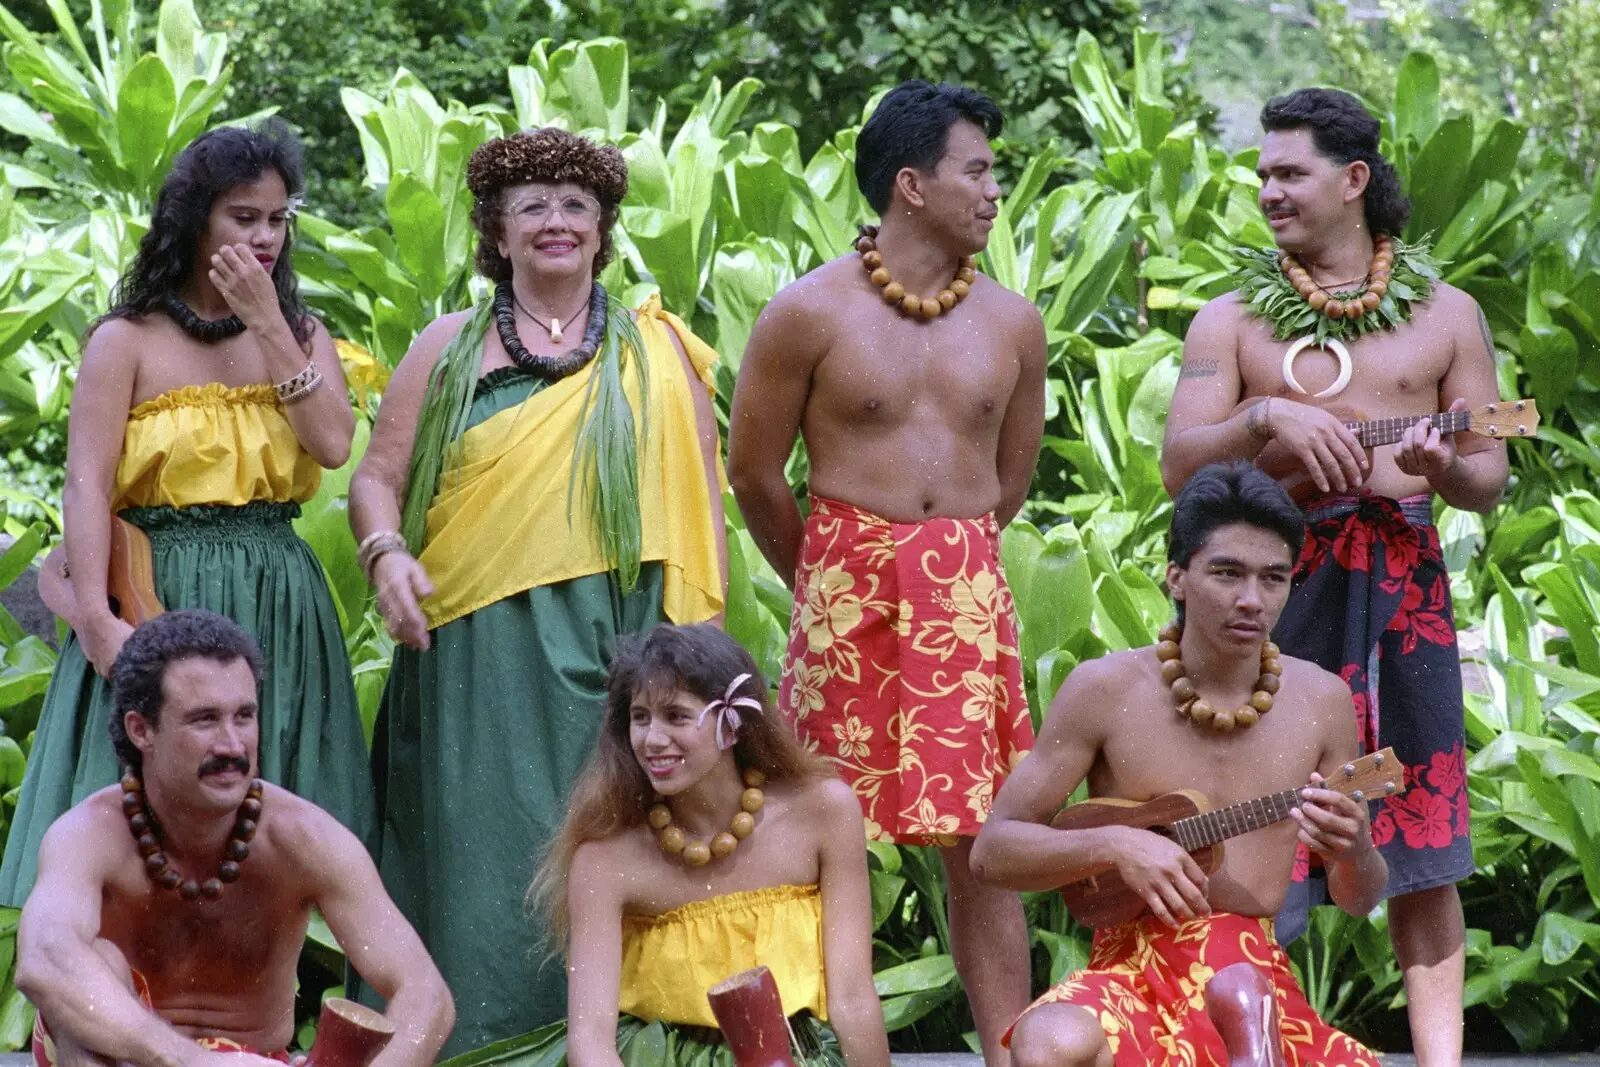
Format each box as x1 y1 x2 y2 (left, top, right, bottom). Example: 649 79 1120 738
438 885 841 1067
0 383 375 904
367 296 725 1055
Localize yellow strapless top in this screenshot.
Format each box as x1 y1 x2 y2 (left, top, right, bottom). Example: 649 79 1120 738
114 384 322 510
619 884 826 1028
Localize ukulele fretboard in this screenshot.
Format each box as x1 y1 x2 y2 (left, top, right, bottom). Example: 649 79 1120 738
1346 411 1468 448
1171 788 1305 850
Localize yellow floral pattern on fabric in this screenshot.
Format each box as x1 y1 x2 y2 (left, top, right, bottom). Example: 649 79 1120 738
1004 913 1381 1067
779 496 1034 845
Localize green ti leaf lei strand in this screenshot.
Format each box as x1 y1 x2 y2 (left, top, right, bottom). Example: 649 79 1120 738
1235 237 1443 345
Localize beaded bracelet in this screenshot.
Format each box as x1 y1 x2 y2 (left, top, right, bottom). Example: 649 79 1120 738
274 361 324 405
357 529 409 584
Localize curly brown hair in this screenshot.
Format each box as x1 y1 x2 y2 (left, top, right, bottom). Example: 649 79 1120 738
467 127 630 281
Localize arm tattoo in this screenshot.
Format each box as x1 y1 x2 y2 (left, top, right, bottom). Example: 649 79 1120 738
1246 398 1274 442
1476 306 1497 359
1181 358 1220 380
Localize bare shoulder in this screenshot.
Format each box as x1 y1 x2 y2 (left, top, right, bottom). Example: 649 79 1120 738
38 787 124 872
765 256 857 318
1420 280 1477 315
82 314 156 364
794 774 864 828
971 274 1043 329
1063 647 1145 697
414 309 475 353
1283 654 1352 715
1191 290 1252 331
571 830 647 888
259 784 357 857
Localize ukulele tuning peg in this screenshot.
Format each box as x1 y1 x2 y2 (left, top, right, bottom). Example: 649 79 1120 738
1486 403 1498 413
1515 401 1526 411
1518 425 1528 435
1343 763 1356 776
1352 790 1365 802
1488 426 1500 436
1373 752 1385 766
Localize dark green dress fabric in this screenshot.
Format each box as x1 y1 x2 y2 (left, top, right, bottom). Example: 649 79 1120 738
0 500 375 905
366 368 666 1055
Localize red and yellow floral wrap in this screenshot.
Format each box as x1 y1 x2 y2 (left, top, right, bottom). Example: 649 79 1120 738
33 968 292 1067
1004 912 1379 1067
778 495 1034 844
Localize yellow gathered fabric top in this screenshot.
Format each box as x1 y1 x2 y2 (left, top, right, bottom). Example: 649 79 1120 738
416 294 725 629
113 383 322 510
619 884 827 1028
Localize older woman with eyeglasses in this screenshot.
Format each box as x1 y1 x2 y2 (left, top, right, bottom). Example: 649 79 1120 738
347 128 727 1054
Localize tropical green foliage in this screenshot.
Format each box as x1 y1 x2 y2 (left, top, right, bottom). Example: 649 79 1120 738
1 0 1598 1055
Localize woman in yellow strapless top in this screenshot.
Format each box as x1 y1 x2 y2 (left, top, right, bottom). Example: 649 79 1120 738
0 121 374 905
507 624 888 1067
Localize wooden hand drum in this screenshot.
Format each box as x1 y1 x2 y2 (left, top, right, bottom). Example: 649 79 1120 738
304 998 395 1067
707 967 798 1067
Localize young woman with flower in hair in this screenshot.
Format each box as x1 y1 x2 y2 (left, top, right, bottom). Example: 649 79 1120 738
512 624 887 1067
0 120 371 906
347 129 726 1053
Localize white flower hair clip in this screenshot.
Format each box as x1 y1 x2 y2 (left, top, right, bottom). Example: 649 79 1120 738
697 673 764 751
286 194 305 219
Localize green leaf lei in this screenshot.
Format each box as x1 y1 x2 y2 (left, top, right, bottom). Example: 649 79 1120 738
1234 237 1443 345
400 288 650 592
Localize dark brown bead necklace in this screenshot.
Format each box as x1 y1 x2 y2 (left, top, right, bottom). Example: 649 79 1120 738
492 280 609 382
160 293 246 343
121 772 262 901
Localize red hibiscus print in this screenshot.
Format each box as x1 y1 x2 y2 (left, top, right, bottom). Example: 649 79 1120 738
1386 576 1455 654
1332 519 1374 573
1427 742 1465 799
1296 528 1329 578
1291 843 1311 882
1454 789 1471 838
1383 526 1423 576
1391 787 1455 848
1371 808 1396 846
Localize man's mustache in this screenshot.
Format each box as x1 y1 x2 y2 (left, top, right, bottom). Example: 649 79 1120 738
199 755 251 777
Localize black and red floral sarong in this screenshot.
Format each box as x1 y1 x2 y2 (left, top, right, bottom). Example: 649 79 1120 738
1273 492 1472 943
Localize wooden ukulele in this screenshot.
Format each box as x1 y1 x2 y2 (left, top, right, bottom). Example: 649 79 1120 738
1233 398 1539 504
1050 748 1405 927
39 516 164 629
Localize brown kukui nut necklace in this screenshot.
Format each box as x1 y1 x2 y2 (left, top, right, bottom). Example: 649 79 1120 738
1155 622 1283 733
650 769 766 867
1278 233 1393 321
122 772 262 900
855 225 976 320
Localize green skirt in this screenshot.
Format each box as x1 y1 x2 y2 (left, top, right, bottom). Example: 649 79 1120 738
364 565 665 1057
0 501 375 905
438 1012 842 1067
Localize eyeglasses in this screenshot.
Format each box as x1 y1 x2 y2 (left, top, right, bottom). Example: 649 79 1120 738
504 194 602 229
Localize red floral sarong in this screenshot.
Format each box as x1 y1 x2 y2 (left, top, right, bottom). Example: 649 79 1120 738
1274 492 1471 944
778 495 1034 844
33 968 292 1067
1004 912 1380 1067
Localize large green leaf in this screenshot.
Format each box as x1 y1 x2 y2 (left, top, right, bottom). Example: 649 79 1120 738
1393 51 1441 148
1405 115 1473 243
115 53 177 194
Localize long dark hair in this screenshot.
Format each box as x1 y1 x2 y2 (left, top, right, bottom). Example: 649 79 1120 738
528 624 832 946
1260 88 1412 237
96 119 313 344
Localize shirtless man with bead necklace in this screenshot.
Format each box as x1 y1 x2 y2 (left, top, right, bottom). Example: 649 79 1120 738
16 612 452 1067
728 80 1046 1067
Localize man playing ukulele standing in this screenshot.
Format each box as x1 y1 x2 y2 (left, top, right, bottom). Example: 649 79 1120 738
1160 89 1507 1067
974 463 1386 1067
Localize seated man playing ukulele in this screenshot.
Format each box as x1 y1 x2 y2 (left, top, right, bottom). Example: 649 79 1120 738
972 462 1386 1067
16 611 454 1067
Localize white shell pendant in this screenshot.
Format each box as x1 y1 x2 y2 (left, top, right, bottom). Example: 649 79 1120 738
549 317 564 345
1282 335 1353 399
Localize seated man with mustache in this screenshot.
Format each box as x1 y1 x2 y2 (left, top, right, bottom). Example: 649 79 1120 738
16 610 454 1067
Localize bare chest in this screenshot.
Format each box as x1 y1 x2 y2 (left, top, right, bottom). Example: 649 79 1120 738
101 870 309 993
617 808 821 917
810 296 1019 432
1092 700 1325 813
1237 314 1455 418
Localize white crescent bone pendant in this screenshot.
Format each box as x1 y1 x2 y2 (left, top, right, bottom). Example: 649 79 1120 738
1282 335 1353 399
